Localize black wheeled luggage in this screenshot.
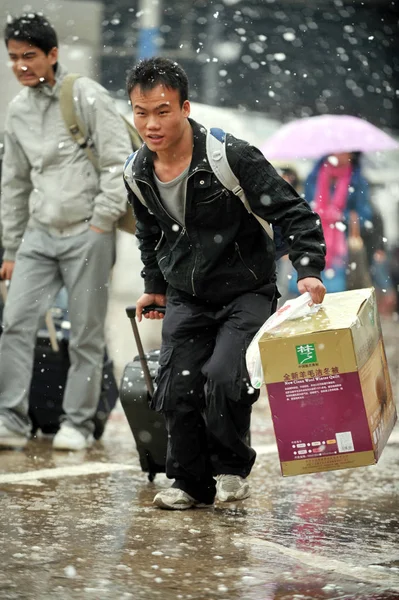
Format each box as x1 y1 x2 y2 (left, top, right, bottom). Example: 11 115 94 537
119 306 168 481
0 282 118 439
28 302 119 440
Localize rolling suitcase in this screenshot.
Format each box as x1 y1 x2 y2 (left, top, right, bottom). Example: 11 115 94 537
0 282 118 439
0 281 119 440
28 304 118 440
119 305 168 481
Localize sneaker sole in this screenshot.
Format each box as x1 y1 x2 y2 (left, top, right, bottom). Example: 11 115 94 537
153 498 214 510
153 498 194 510
52 442 91 451
0 437 27 449
216 489 250 502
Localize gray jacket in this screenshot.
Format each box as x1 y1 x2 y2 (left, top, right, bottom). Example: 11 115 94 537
1 64 132 260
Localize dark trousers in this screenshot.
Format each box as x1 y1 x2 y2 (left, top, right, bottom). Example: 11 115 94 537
152 285 276 504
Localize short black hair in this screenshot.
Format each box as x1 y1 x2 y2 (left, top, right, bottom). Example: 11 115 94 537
4 13 58 54
126 57 189 107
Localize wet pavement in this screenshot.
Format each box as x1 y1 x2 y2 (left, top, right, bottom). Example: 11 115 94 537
1 235 398 599
1 411 398 600
1 370 398 598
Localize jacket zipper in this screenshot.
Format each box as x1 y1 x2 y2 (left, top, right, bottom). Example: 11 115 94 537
154 231 165 251
186 171 202 296
235 242 258 280
135 176 188 248
135 172 204 297
134 177 180 226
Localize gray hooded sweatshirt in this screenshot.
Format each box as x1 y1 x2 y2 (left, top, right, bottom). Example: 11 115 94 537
1 64 132 261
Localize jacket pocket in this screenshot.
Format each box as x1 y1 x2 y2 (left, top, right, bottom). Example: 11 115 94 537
235 242 258 281
158 345 174 368
194 187 237 229
196 188 230 206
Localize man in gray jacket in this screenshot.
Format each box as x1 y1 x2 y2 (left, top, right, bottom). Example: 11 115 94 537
0 13 132 450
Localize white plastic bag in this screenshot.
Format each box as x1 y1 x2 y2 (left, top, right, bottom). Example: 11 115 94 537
246 293 319 389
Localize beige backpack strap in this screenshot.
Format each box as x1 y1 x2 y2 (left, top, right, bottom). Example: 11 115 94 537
206 129 274 240
121 114 142 150
0 280 7 304
59 73 99 170
59 74 139 235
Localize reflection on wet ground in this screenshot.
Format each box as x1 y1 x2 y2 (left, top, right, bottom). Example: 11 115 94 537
0 319 398 599
1 404 398 600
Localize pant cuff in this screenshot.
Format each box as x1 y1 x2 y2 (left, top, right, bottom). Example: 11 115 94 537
0 412 30 436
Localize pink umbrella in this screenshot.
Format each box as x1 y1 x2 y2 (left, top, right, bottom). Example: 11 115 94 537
261 114 399 160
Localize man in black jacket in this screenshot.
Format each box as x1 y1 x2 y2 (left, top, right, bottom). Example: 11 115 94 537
124 57 326 510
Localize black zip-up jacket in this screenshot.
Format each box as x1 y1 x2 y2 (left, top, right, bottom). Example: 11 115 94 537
124 119 326 304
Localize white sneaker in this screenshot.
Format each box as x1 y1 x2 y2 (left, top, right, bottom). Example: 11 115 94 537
52 423 94 451
0 418 28 448
153 488 213 510
216 475 250 502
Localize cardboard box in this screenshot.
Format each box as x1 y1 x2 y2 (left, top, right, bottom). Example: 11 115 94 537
259 288 397 476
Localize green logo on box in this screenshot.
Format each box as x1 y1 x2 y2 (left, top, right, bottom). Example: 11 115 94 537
296 343 317 365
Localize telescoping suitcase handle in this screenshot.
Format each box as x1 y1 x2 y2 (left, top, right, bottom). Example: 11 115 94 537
125 305 166 397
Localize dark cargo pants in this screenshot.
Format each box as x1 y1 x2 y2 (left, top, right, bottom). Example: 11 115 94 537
152 285 276 504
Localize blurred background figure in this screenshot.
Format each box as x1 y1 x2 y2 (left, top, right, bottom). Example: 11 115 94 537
361 199 397 316
308 152 396 313
276 165 301 304
280 166 300 191
304 151 373 293
282 152 397 315
263 114 398 315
